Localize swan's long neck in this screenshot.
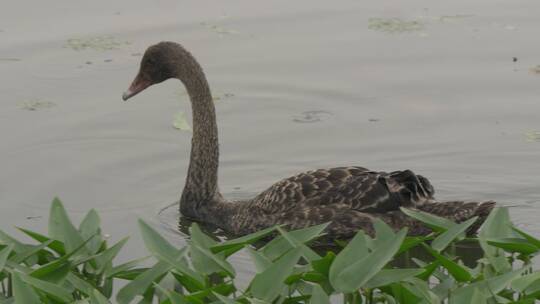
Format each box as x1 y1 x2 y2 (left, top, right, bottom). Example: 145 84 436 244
177 63 221 219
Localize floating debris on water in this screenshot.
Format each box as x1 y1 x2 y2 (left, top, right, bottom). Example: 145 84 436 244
368 18 424 33
18 100 56 111
436 14 474 23
131 53 142 57
525 131 540 142
200 21 238 36
0 58 21 62
368 118 380 122
26 215 42 220
85 61 93 65
65 36 130 51
513 57 518 62
529 65 540 74
213 92 235 102
293 110 333 123
104 59 113 62
173 111 192 131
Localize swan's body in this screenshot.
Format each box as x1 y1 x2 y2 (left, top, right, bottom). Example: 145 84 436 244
123 42 495 239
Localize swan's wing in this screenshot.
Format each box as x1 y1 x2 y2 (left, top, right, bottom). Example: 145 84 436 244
252 166 435 214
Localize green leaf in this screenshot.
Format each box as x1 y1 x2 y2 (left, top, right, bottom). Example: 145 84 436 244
18 271 74 302
154 283 189 304
10 240 52 264
16 227 66 255
329 231 369 289
450 268 527 304
67 272 96 295
12 272 41 303
0 230 37 263
310 284 330 304
512 226 540 248
29 258 71 284
0 244 13 272
261 223 327 261
331 229 407 292
400 207 454 232
90 289 112 304
138 219 202 281
511 272 540 292
478 207 513 273
276 226 321 262
311 251 335 278
250 247 303 302
371 218 396 249
93 237 129 274
213 292 240 304
105 256 150 278
247 247 272 273
431 217 478 252
487 238 540 255
189 223 217 249
364 268 424 289
116 260 171 304
211 226 275 255
423 244 472 282
398 236 431 254
79 209 102 254
48 197 87 255
190 243 235 277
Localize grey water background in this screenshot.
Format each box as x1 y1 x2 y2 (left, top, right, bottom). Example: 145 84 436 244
1 0 539 288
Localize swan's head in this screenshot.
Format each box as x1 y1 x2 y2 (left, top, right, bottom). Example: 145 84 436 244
123 42 189 101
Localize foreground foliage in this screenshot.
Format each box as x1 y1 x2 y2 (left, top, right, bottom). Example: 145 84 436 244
1 199 540 303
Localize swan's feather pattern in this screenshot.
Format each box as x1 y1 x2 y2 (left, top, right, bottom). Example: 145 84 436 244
224 167 494 238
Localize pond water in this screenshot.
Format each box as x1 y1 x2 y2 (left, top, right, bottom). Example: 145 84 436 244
1 0 539 290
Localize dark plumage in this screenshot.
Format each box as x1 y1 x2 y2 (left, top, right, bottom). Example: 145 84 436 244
123 42 495 239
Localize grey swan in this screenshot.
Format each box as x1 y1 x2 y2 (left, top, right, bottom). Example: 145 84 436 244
122 41 495 239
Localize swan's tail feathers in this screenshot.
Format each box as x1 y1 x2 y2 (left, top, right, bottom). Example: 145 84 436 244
418 200 496 235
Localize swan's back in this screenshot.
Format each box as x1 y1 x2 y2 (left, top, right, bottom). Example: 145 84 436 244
252 166 435 214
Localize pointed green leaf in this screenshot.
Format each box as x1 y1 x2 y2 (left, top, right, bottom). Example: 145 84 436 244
400 207 454 232
310 284 330 304
261 223 328 261
16 227 66 255
247 247 272 273
19 271 73 302
423 244 472 282
331 229 407 292
116 260 171 304
487 238 540 255
79 209 102 254
189 223 217 249
432 217 477 252
251 247 303 301
12 272 40 303
364 268 424 289
190 243 235 277
90 289 111 304
48 198 87 255
0 244 13 272
329 230 369 288
512 226 540 248
211 226 276 255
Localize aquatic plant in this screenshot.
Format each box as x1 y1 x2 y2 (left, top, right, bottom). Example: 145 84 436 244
368 18 424 33
1 198 540 303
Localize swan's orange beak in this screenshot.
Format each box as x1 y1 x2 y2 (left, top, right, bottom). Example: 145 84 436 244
122 73 152 101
